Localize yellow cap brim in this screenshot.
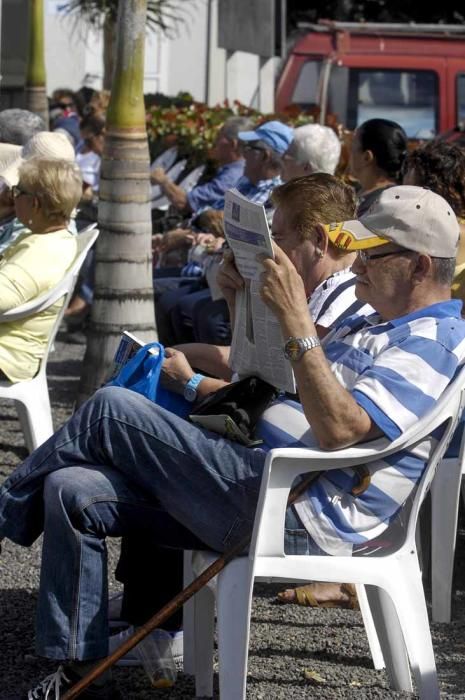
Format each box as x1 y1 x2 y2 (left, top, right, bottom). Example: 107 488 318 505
324 220 390 250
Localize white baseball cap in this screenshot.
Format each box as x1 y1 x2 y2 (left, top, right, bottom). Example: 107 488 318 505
0 131 75 187
325 185 459 258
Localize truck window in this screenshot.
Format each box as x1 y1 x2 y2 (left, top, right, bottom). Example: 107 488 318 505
346 69 438 139
457 74 465 125
290 61 438 139
291 60 323 108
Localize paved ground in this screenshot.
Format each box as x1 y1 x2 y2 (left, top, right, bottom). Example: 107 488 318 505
1 333 465 699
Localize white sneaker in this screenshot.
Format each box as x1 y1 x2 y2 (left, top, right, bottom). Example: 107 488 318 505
108 627 183 667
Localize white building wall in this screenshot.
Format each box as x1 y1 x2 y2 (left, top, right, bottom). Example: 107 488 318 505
44 2 90 93
42 0 270 109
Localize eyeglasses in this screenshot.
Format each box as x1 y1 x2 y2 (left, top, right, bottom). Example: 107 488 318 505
358 248 415 264
282 152 297 162
12 185 33 199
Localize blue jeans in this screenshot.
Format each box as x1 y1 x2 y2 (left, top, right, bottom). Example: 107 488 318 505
0 386 321 660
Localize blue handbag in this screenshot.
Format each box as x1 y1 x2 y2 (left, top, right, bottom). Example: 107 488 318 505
108 341 192 418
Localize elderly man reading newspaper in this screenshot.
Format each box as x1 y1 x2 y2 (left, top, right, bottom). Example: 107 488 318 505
1 186 465 699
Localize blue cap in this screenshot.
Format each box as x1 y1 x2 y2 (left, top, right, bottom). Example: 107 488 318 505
238 120 294 155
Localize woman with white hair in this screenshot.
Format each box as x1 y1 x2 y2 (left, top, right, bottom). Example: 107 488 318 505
281 123 341 182
0 131 77 255
0 157 82 383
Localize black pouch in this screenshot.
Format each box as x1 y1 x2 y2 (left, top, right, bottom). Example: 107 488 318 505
189 375 279 447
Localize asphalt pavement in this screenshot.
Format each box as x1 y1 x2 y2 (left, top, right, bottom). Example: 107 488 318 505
0 332 464 699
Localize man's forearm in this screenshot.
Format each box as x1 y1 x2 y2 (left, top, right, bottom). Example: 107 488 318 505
175 343 233 381
159 177 189 211
279 313 379 449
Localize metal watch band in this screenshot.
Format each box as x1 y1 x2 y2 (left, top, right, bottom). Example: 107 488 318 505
283 335 321 361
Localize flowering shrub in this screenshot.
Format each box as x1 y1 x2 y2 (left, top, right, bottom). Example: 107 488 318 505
145 94 346 173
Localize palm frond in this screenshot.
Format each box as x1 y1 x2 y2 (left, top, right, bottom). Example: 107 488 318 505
59 0 193 34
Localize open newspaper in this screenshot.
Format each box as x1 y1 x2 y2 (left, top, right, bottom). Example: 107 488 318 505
223 189 296 394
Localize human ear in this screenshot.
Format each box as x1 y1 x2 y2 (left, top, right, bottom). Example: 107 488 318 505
411 253 432 284
314 223 329 256
364 149 375 166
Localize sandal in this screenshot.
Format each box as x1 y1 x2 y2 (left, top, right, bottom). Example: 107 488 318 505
277 582 359 610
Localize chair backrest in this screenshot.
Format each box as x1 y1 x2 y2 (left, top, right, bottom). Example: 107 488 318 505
178 164 206 193
405 363 465 546
0 227 99 323
2 227 99 381
251 362 465 560
150 146 179 173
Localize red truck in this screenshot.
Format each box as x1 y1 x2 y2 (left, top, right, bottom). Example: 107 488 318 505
276 20 465 140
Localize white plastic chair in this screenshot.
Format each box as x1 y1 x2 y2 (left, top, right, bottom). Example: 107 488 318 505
430 419 465 622
150 159 187 206
186 364 465 700
151 163 206 211
0 226 99 452
150 145 179 173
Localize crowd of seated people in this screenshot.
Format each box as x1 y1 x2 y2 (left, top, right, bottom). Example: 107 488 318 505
3 96 465 698
154 120 345 350
0 96 107 349
1 175 464 698
154 119 294 347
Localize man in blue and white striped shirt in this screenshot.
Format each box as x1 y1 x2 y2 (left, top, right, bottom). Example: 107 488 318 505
1 186 465 695
257 185 465 554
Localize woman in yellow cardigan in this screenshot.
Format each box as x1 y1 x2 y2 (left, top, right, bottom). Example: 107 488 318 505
0 157 82 382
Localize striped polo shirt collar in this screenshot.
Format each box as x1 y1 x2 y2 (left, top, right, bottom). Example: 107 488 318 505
388 299 463 327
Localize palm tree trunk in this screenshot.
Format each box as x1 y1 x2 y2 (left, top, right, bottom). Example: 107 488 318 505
77 0 155 405
102 13 117 90
25 0 49 126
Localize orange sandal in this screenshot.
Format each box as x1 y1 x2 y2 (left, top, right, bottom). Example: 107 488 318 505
277 583 359 610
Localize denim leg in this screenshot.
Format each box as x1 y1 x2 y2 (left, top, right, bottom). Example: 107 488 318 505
36 465 206 661
193 298 231 345
0 386 266 552
116 539 184 630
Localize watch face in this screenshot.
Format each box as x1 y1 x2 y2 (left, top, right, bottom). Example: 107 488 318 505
184 385 197 402
285 338 301 360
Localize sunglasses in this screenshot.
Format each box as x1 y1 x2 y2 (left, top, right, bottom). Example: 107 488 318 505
242 144 268 154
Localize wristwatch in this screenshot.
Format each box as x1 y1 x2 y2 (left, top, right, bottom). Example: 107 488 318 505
184 373 205 402
283 335 321 362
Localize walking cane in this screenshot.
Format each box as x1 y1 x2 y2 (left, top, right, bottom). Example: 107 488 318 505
62 472 319 699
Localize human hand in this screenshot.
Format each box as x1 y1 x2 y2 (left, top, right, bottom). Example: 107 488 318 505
152 233 164 254
194 232 216 250
217 248 243 307
259 243 310 328
160 347 194 394
150 167 168 185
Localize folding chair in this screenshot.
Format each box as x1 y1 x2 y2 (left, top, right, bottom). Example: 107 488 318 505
0 227 99 452
186 363 465 699
150 145 179 174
